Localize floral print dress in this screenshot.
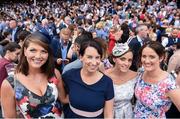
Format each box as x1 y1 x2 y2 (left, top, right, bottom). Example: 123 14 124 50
6 75 63 118
134 72 179 119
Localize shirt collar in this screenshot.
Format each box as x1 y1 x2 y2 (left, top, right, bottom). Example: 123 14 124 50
137 35 143 46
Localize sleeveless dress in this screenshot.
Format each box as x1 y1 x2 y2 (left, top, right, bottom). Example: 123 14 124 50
113 78 136 118
6 75 63 118
134 72 179 119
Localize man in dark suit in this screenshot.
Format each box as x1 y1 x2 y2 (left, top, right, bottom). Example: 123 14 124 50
51 28 72 73
128 24 149 71
9 19 22 43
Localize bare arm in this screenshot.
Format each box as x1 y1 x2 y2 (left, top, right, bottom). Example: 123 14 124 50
104 98 114 118
167 88 180 111
1 79 17 118
54 69 69 104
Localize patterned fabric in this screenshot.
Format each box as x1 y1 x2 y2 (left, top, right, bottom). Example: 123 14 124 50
102 59 113 70
6 75 63 118
134 73 179 119
113 78 136 118
5 63 17 76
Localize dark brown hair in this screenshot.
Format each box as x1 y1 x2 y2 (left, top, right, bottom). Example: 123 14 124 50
93 37 108 59
79 40 103 58
16 32 54 78
139 41 165 62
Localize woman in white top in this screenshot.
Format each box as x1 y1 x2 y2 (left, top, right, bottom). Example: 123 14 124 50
105 43 137 118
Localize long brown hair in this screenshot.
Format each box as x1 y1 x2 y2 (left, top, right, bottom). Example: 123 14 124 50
16 32 55 79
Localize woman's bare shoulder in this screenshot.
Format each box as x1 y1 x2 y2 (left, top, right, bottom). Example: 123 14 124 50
1 78 14 94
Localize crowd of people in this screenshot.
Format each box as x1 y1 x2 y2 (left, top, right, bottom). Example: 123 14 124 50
0 0 180 118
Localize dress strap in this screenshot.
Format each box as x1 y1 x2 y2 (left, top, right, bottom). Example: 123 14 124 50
6 74 15 89
136 71 143 83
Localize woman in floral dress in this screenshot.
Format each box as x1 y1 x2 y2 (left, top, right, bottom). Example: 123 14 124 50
1 32 67 118
134 41 180 118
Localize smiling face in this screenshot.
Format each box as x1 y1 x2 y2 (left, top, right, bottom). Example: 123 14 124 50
80 46 101 73
141 47 163 72
24 42 48 70
113 51 133 72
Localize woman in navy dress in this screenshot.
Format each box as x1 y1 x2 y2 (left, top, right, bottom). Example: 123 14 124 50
62 40 114 118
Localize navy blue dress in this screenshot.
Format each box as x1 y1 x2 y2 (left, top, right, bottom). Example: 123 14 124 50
62 68 114 118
